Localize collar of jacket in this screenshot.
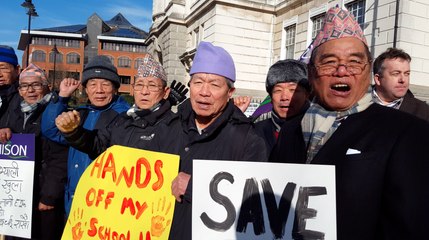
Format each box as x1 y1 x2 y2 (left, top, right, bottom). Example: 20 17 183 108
78 95 128 113
179 98 251 136
0 81 18 97
126 100 174 127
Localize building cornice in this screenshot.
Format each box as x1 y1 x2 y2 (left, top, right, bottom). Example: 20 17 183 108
18 30 85 50
20 30 85 38
97 35 146 43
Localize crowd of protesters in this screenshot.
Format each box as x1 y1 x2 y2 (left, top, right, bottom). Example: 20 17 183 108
1 5 429 240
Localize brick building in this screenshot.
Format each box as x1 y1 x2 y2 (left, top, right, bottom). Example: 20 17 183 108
146 0 429 102
18 13 148 95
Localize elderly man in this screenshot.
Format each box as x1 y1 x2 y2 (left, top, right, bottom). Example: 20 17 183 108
54 54 177 159
41 55 130 216
0 45 21 127
255 59 310 156
372 47 429 121
270 7 429 239
169 42 266 239
0 64 68 240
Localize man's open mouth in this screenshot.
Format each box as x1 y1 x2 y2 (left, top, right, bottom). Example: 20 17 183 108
331 84 350 92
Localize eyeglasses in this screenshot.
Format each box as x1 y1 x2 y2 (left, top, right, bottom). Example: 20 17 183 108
132 83 162 92
315 61 370 76
18 82 46 91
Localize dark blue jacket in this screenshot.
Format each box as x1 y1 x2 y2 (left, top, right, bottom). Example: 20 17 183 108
41 95 129 215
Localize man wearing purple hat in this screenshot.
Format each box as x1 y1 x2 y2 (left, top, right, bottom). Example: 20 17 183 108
169 42 266 239
270 6 429 239
0 45 21 128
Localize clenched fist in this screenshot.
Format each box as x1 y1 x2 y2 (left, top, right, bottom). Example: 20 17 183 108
55 110 81 133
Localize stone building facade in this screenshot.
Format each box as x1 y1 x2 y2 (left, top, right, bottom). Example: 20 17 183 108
147 0 429 101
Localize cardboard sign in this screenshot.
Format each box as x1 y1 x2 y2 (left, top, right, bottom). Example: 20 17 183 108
61 145 180 240
0 134 35 239
192 160 336 240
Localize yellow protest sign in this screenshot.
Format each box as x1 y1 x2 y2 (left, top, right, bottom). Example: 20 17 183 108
61 145 180 240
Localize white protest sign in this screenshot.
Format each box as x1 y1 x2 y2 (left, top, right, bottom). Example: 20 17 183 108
0 134 35 239
192 160 336 240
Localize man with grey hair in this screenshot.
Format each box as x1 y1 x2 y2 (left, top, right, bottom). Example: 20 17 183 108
169 42 266 239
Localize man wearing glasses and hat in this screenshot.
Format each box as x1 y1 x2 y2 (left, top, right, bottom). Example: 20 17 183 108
270 6 429 239
54 54 178 159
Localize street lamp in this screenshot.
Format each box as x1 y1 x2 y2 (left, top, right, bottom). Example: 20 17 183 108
51 44 59 90
21 0 38 67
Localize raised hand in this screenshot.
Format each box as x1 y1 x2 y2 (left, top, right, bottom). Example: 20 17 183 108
59 78 81 98
234 96 252 113
168 80 189 106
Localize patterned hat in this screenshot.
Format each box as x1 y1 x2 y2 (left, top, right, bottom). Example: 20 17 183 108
137 53 167 83
300 6 367 63
19 63 48 83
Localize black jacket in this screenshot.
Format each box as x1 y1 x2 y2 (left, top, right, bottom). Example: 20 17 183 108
169 99 267 240
0 81 21 128
270 104 429 240
399 90 429 122
64 100 178 159
4 97 68 206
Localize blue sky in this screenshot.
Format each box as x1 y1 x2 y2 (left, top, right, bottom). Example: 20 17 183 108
1 0 153 65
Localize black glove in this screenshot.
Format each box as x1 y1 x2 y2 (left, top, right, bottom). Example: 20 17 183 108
168 80 189 106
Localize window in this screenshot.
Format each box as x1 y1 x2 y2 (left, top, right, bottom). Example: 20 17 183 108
311 14 325 39
134 58 144 69
32 50 46 62
66 53 80 64
194 27 200 47
118 57 131 68
119 75 130 84
49 51 63 63
192 24 204 48
347 0 366 29
284 25 296 59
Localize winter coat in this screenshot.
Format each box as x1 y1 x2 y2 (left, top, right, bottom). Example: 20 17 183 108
168 99 267 240
62 100 178 159
41 95 129 215
2 95 69 239
0 81 21 128
254 118 277 157
399 90 429 122
269 103 429 240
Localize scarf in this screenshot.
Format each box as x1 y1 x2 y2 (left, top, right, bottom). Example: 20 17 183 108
21 92 53 114
126 101 162 120
302 87 373 163
371 87 402 109
270 110 285 132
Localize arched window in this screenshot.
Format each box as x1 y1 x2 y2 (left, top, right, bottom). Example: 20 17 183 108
49 51 63 63
134 58 144 69
66 52 80 64
118 56 131 68
32 50 46 62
